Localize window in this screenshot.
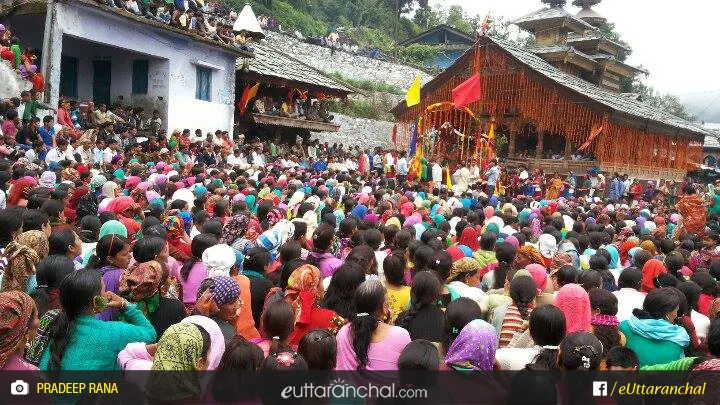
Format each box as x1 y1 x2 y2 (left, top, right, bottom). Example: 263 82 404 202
132 59 149 94
195 66 212 101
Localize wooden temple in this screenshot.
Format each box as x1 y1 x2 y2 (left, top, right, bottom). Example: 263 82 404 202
391 0 711 181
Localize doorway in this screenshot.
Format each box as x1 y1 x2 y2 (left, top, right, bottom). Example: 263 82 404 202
92 60 111 105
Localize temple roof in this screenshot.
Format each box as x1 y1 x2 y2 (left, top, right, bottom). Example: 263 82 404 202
591 54 649 74
392 35 711 138
512 6 597 33
398 24 476 47
575 6 607 26
567 31 631 52
238 42 354 96
527 44 597 62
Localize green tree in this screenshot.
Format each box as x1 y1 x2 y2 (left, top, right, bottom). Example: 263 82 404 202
629 80 694 121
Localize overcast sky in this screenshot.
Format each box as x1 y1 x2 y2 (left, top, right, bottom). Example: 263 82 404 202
438 0 720 97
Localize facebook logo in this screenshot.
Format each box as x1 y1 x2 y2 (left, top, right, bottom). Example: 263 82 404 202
593 381 608 396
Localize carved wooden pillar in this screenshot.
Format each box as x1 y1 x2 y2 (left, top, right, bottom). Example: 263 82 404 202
535 131 544 161
508 131 517 158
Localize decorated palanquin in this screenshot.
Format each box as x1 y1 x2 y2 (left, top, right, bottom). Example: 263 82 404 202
391 35 710 181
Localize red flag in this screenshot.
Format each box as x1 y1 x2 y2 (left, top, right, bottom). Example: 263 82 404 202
392 124 397 146
238 82 260 115
578 124 604 151
452 73 482 109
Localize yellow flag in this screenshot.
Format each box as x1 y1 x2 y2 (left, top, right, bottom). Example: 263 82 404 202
445 165 452 189
488 121 495 140
405 76 421 107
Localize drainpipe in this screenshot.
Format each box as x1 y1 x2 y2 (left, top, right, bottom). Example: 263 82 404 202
40 0 56 103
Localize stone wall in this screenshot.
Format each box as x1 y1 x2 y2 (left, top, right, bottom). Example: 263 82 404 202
264 32 433 90
311 113 395 149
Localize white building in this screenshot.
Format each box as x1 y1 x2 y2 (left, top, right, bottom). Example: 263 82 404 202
2 0 252 133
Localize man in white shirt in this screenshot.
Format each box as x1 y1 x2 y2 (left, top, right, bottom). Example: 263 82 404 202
613 268 646 322
251 147 265 168
519 165 529 181
307 140 317 159
45 138 75 165
396 151 409 187
432 162 443 186
103 138 119 165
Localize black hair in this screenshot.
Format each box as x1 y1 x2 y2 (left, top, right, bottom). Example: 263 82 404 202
665 252 685 279
133 236 166 263
494 242 516 290
22 209 49 232
480 232 496 251
48 228 77 256
510 276 537 320
430 250 453 282
308 223 335 256
398 339 440 389
345 245 377 275
558 331 603 371
633 249 652 269
0 208 23 248
278 241 301 264
86 234 129 270
244 246 271 274
690 272 719 296
635 287 680 320
588 288 621 356
351 280 386 370
708 319 720 357
618 267 642 290
261 299 295 355
383 253 406 287
48 269 102 370
78 216 101 243
396 271 441 331
576 269 602 291
556 265 577 288
180 233 217 281
443 297 482 354
40 199 65 221
588 254 609 271
677 281 702 312
604 347 639 369
528 304 566 371
321 262 365 319
33 255 76 316
202 218 223 239
298 329 337 371
363 228 382 250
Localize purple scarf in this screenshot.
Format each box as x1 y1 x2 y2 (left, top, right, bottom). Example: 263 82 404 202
445 319 497 371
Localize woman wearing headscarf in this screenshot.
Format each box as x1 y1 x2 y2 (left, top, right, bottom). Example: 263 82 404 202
119 260 185 338
7 176 37 207
0 230 48 293
458 227 479 251
195 276 242 343
144 322 212 404
164 215 192 261
444 319 507 404
38 171 56 190
548 251 574 291
446 257 489 314
284 264 345 345
641 259 667 293
0 291 39 370
513 245 545 269
64 186 88 224
118 315 225 392
619 240 639 268
220 214 253 253
554 284 592 334
98 181 119 213
106 196 142 239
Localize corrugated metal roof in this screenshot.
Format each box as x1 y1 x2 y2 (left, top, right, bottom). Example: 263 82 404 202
239 42 354 94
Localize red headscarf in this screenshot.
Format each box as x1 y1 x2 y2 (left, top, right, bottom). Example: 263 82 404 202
7 177 37 206
619 240 638 263
555 284 591 334
459 227 479 251
641 259 667 293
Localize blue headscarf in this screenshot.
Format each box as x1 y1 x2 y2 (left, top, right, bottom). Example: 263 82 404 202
351 204 368 220
604 245 620 269
178 211 193 235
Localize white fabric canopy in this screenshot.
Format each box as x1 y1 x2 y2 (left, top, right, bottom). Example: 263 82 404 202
233 3 265 39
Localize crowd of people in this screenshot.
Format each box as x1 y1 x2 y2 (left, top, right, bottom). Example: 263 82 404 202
3 89 720 403
3 3 720 404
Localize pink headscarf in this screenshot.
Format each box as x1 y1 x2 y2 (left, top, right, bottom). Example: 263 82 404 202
525 264 548 293
555 284 591 334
